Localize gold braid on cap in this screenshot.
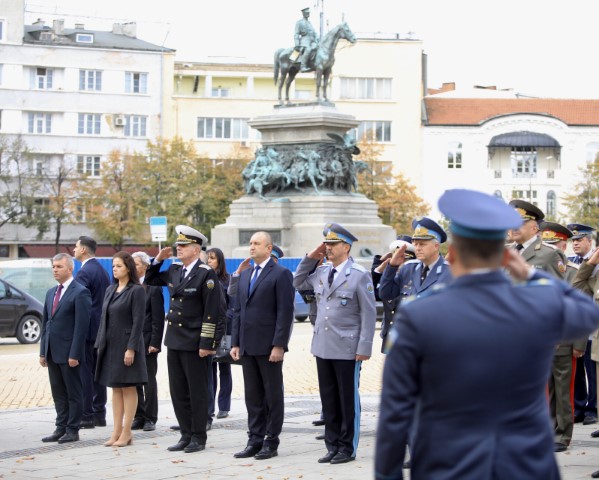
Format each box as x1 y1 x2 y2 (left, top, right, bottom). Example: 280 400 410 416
324 231 342 241
176 232 197 243
542 231 558 241
413 226 434 238
515 208 535 220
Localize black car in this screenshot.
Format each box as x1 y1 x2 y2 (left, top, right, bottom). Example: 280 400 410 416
0 278 44 344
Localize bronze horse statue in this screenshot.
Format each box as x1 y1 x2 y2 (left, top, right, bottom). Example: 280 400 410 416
274 22 356 105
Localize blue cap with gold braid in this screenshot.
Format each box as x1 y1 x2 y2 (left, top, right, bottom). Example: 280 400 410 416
411 217 447 243
322 223 358 245
439 189 522 240
270 244 285 259
567 223 595 240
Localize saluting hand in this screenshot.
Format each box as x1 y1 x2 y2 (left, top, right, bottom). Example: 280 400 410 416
587 248 599 266
235 257 252 275
374 252 392 273
155 246 173 262
307 243 326 261
389 244 407 267
503 248 531 281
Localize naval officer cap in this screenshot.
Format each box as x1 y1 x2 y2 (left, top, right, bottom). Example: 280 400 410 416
174 225 207 246
439 189 522 240
270 244 285 260
540 221 573 244
509 199 544 222
411 217 447 243
322 223 358 245
567 223 595 240
301 7 310 13
396 234 413 244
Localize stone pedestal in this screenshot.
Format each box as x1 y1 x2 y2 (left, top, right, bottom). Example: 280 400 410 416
211 103 396 259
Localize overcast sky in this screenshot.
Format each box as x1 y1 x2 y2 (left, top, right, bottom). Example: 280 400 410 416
24 0 599 98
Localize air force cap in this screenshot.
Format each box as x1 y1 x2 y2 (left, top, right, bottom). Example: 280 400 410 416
411 217 447 243
567 223 595 240
323 223 358 245
439 189 522 240
174 225 207 245
509 199 544 222
540 221 572 243
270 244 285 259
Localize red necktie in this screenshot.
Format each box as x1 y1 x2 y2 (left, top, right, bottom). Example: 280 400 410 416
52 284 63 315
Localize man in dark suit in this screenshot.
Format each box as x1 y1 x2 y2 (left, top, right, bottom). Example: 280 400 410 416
40 254 92 444
375 189 599 480
131 251 165 432
73 236 111 428
230 231 295 460
145 225 222 454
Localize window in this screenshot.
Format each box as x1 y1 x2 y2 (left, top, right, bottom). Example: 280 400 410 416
77 155 101 177
76 33 94 43
355 121 391 143
75 202 90 222
586 143 599 163
79 70 102 91
511 147 537 178
547 190 556 218
197 117 251 139
30 67 53 90
211 87 229 97
28 113 52 133
340 77 392 99
448 142 463 169
512 190 537 203
124 115 147 137
125 72 148 94
78 113 101 135
494 190 503 199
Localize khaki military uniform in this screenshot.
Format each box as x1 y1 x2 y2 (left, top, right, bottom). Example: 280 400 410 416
513 237 567 280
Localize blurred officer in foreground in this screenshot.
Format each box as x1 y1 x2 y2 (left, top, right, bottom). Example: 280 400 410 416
541 222 586 452
569 224 598 426
375 189 599 480
294 223 376 465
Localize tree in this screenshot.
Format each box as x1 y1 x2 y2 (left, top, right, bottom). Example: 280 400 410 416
562 156 599 224
0 135 35 228
355 135 429 234
80 150 146 249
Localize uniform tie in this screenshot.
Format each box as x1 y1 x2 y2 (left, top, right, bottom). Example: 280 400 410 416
515 244 524 252
328 268 336 287
420 266 429 284
180 267 187 281
52 284 63 315
574 256 583 265
249 265 261 294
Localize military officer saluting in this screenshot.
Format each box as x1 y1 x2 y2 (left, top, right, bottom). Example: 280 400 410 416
293 223 376 465
378 217 452 303
145 225 223 454
540 221 586 453
508 199 567 279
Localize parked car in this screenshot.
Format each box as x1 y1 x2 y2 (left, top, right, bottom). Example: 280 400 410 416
0 278 44 344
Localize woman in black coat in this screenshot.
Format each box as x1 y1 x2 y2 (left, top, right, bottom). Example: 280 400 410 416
95 251 147 447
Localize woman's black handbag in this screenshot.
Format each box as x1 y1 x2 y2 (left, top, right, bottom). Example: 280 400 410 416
215 334 242 365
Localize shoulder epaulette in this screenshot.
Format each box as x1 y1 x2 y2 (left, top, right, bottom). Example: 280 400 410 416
403 259 420 265
541 242 559 250
518 277 554 288
350 263 367 273
404 282 448 305
199 264 212 270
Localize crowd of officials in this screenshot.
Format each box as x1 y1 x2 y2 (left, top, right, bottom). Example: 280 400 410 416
37 188 599 479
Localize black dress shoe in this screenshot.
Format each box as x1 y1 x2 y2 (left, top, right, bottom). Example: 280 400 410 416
574 414 585 423
234 445 262 458
312 419 325 426
167 437 191 451
591 430 599 438
94 418 107 427
554 442 568 453
131 418 145 430
79 419 95 429
318 450 337 463
170 425 181 431
592 470 599 478
315 433 325 440
143 421 156 431
255 446 278 460
330 452 354 464
42 430 66 442
58 432 79 444
217 410 229 419
184 440 205 453
584 415 598 425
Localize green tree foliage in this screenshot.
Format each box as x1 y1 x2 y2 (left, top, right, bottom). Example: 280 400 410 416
0 136 35 228
562 156 599 225
355 135 429 235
